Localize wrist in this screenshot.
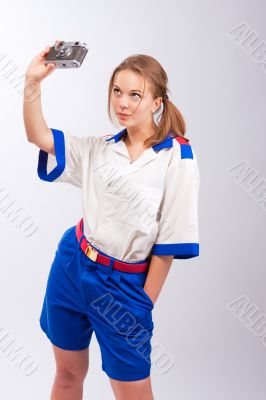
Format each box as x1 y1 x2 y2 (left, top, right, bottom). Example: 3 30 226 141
23 77 41 103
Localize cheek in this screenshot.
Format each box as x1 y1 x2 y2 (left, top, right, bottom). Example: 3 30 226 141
110 95 117 106
132 101 146 112
136 106 150 119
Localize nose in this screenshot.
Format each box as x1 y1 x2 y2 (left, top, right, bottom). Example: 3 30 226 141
118 96 130 111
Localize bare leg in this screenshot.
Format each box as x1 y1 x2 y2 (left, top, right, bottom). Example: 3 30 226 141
109 376 154 400
50 344 89 400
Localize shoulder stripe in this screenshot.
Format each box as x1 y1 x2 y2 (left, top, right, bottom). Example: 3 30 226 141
102 134 114 142
175 136 190 144
174 136 193 159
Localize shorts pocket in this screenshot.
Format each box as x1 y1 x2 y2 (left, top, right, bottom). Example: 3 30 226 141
57 225 78 269
117 273 154 311
139 286 154 309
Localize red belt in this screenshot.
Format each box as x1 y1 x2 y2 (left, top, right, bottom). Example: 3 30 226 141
75 218 150 273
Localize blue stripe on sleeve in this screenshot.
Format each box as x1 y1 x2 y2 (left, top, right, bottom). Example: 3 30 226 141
37 128 66 182
151 243 199 259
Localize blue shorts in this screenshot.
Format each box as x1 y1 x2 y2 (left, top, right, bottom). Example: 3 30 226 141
39 224 154 381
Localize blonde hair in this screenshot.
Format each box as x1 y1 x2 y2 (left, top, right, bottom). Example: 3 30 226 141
107 54 188 148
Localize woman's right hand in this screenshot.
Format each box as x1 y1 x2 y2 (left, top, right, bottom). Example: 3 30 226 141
25 45 57 83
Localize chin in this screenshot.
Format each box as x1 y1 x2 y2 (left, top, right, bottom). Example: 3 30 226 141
118 120 132 127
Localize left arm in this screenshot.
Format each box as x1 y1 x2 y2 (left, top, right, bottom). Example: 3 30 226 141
144 255 174 305
143 140 200 305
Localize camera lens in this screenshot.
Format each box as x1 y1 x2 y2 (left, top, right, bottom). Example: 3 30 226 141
55 40 72 58
55 40 65 52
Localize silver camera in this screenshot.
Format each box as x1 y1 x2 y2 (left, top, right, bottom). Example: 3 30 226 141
44 41 89 68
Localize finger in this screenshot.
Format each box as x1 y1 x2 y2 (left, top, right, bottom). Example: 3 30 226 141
39 46 50 57
47 63 56 70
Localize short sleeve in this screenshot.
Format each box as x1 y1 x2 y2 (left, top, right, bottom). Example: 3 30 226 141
151 142 200 259
37 128 86 188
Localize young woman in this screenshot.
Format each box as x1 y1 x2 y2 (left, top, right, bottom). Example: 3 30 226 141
23 44 200 400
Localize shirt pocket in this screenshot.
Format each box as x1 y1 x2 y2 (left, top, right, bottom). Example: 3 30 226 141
101 182 162 232
132 184 163 229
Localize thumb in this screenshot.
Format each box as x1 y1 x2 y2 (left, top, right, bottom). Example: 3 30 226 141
48 63 56 68
47 63 56 72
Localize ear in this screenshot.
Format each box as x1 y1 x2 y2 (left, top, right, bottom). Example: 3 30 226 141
152 96 163 113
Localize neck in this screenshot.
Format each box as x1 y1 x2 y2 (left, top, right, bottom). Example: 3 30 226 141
124 124 156 147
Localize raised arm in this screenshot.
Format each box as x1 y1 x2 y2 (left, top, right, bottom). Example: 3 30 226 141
23 45 57 155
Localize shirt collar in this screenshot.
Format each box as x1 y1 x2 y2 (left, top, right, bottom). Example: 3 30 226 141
105 128 174 151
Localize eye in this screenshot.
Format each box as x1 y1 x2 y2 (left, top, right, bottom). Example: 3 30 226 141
132 92 141 98
113 88 141 98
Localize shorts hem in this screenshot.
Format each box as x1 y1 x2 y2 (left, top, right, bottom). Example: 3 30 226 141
102 365 151 382
39 319 90 351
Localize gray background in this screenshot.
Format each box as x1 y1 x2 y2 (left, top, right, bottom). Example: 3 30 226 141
0 0 265 398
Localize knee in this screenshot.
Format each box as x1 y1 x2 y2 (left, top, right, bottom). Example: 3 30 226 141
110 377 153 400
55 366 88 388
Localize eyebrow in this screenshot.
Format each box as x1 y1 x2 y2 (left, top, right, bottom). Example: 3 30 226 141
113 84 143 93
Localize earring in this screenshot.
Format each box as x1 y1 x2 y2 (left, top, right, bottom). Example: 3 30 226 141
153 102 164 126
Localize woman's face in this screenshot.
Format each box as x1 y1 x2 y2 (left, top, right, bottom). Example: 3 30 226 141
110 69 161 128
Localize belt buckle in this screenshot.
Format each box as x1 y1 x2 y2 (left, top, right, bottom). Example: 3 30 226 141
85 244 98 262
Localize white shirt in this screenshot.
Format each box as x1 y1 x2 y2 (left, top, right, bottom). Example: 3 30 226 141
37 127 200 263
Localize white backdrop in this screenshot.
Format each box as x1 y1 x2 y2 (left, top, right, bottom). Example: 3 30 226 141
0 0 265 399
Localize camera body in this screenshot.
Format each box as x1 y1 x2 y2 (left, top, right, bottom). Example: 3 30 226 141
44 41 89 68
